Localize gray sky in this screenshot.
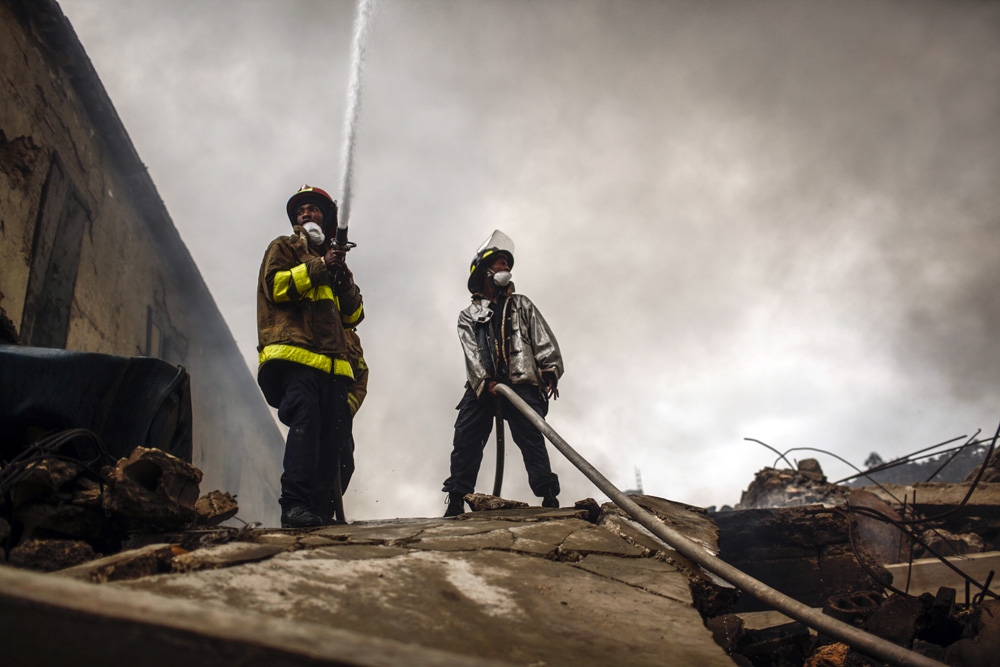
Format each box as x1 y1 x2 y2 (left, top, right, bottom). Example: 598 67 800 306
59 0 1000 520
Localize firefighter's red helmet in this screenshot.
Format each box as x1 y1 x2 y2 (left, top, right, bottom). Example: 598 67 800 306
286 185 337 227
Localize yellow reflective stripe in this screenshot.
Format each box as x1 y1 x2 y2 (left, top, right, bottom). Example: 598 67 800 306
259 344 331 372
342 301 364 325
333 358 354 379
290 263 312 294
347 393 360 413
472 249 494 274
301 285 335 301
358 357 368 371
258 344 355 380
273 270 292 303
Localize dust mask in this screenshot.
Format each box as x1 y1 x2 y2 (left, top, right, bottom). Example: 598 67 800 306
492 271 512 287
302 222 325 246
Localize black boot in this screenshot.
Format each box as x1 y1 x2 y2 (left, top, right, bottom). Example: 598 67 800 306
281 506 324 528
542 493 559 509
444 492 466 517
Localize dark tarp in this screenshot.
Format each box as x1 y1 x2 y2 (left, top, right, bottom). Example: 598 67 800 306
0 345 192 463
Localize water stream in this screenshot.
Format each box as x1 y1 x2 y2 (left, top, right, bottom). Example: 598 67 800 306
337 0 374 233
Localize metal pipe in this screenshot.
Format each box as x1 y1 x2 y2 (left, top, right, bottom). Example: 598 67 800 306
494 384 947 667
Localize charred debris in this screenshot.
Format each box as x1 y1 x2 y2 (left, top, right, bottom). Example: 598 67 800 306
0 345 242 576
707 429 1000 667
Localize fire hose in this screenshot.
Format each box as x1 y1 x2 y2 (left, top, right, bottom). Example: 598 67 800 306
493 384 948 667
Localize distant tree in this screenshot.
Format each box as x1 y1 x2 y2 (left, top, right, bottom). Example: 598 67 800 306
864 452 885 469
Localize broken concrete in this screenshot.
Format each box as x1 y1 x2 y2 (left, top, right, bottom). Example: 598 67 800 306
55 543 177 583
171 541 287 573
9 457 83 506
715 505 889 611
737 463 850 510
861 482 1000 520
98 507 736 666
464 493 529 511
884 551 1000 598
103 446 202 529
0 565 509 667
194 489 239 526
8 537 96 571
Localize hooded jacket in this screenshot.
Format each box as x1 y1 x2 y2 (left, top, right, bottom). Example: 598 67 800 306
458 287 563 398
257 226 364 379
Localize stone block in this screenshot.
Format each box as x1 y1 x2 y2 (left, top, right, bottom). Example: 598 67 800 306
9 458 83 506
13 501 105 540
8 538 97 572
55 543 177 583
171 541 285 573
102 446 202 529
195 490 239 526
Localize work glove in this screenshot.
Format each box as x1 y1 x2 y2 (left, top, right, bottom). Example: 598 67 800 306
324 248 354 290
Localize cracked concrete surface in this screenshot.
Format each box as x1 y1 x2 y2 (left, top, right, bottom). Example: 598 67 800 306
104 506 736 666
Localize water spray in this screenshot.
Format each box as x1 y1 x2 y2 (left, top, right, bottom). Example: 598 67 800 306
335 0 374 249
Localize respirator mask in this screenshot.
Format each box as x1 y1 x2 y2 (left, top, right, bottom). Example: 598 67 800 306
302 222 325 246
490 270 512 287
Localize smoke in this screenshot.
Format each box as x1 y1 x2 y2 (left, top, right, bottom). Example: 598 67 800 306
59 0 1000 519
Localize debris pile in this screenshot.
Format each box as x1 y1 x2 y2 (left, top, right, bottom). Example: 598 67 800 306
1 442 239 573
736 459 851 510
715 590 1000 667
708 439 1000 666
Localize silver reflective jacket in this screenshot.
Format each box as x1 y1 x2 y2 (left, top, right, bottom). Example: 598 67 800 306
457 291 564 398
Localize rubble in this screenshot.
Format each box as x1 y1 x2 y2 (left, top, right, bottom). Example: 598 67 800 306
103 446 202 529
2 440 240 575
8 538 96 572
709 443 1000 667
463 492 529 511
737 460 850 510
55 543 179 583
195 490 239 526
715 505 889 611
917 527 986 558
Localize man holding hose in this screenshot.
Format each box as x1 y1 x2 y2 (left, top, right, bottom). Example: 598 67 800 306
443 230 563 517
256 185 364 528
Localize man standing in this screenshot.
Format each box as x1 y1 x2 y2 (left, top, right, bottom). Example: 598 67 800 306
443 230 563 517
257 185 364 528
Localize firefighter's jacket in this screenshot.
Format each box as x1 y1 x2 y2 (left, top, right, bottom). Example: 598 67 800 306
345 328 368 416
257 227 364 380
458 288 563 398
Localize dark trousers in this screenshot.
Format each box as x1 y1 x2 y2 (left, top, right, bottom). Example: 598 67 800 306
260 361 352 516
443 384 560 498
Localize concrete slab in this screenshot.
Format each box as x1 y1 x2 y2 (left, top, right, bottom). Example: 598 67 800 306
885 551 1000 598
0 565 508 667
560 523 647 558
115 544 735 666
409 528 516 552
54 543 176 583
459 507 589 522
171 541 286 573
314 518 444 543
572 553 690 603
861 482 1000 518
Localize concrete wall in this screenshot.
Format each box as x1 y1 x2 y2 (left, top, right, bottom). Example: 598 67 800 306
0 0 283 525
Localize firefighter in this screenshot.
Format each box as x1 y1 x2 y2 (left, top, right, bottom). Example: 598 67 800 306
256 185 364 528
443 230 563 517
